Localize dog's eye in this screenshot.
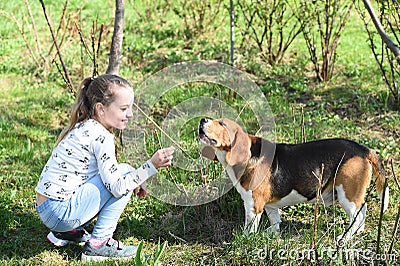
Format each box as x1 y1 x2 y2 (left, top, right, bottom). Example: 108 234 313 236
218 121 226 127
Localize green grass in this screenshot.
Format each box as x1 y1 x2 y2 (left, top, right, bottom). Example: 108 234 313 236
1 0 399 265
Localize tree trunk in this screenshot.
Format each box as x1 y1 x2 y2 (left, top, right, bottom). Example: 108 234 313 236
106 0 125 75
363 0 400 64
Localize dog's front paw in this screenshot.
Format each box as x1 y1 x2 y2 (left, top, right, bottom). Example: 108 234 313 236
243 226 257 236
265 225 280 237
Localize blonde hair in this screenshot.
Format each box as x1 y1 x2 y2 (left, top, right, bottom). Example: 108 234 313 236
56 74 132 146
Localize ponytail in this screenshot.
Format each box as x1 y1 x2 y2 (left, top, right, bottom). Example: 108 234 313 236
55 77 94 146
75 77 94 122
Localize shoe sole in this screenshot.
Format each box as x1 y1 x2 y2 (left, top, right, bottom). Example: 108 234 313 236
81 253 134 262
47 232 73 247
47 232 87 247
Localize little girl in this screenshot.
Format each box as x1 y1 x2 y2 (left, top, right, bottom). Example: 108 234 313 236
35 74 174 262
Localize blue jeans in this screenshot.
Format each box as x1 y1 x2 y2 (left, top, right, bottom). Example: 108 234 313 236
35 173 133 240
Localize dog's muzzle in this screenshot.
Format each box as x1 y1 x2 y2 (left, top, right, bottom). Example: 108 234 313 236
198 118 216 145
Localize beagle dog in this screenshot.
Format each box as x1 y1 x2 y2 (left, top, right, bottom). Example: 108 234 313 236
198 117 389 242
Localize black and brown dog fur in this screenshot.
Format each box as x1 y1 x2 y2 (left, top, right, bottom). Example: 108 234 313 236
198 117 389 242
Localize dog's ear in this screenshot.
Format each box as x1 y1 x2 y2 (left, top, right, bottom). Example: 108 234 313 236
226 125 251 178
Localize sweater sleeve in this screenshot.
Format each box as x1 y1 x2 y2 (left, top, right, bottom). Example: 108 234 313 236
92 130 157 197
119 161 157 190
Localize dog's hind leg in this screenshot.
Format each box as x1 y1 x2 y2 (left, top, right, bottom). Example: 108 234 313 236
336 184 367 244
335 157 371 244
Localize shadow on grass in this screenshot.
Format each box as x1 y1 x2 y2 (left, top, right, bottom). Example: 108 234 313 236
0 198 84 261
116 189 314 248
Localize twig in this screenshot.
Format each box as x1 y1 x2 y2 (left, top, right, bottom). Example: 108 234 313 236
292 105 297 143
388 159 399 255
168 231 187 243
229 0 234 66
95 23 105 76
357 4 399 105
301 105 306 142
388 203 400 256
23 0 46 65
76 22 93 62
332 153 346 237
376 175 388 256
132 101 192 159
97 23 104 61
153 130 190 200
0 10 40 68
390 158 400 191
91 20 97 76
39 0 75 94
311 163 324 265
47 0 69 58
235 101 250 122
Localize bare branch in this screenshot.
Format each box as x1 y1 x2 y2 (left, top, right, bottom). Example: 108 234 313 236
23 0 46 65
0 10 40 68
363 0 400 64
39 0 75 93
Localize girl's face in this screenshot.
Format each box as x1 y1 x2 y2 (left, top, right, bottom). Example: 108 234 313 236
96 85 134 131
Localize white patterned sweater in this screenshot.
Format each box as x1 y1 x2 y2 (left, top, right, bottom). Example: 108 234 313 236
36 119 156 200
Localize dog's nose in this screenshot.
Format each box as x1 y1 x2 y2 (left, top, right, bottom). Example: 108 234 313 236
200 118 208 125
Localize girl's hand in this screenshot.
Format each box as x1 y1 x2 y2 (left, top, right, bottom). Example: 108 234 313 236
133 183 147 198
150 146 175 168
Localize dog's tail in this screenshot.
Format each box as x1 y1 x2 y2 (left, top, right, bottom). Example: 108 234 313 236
367 150 389 212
